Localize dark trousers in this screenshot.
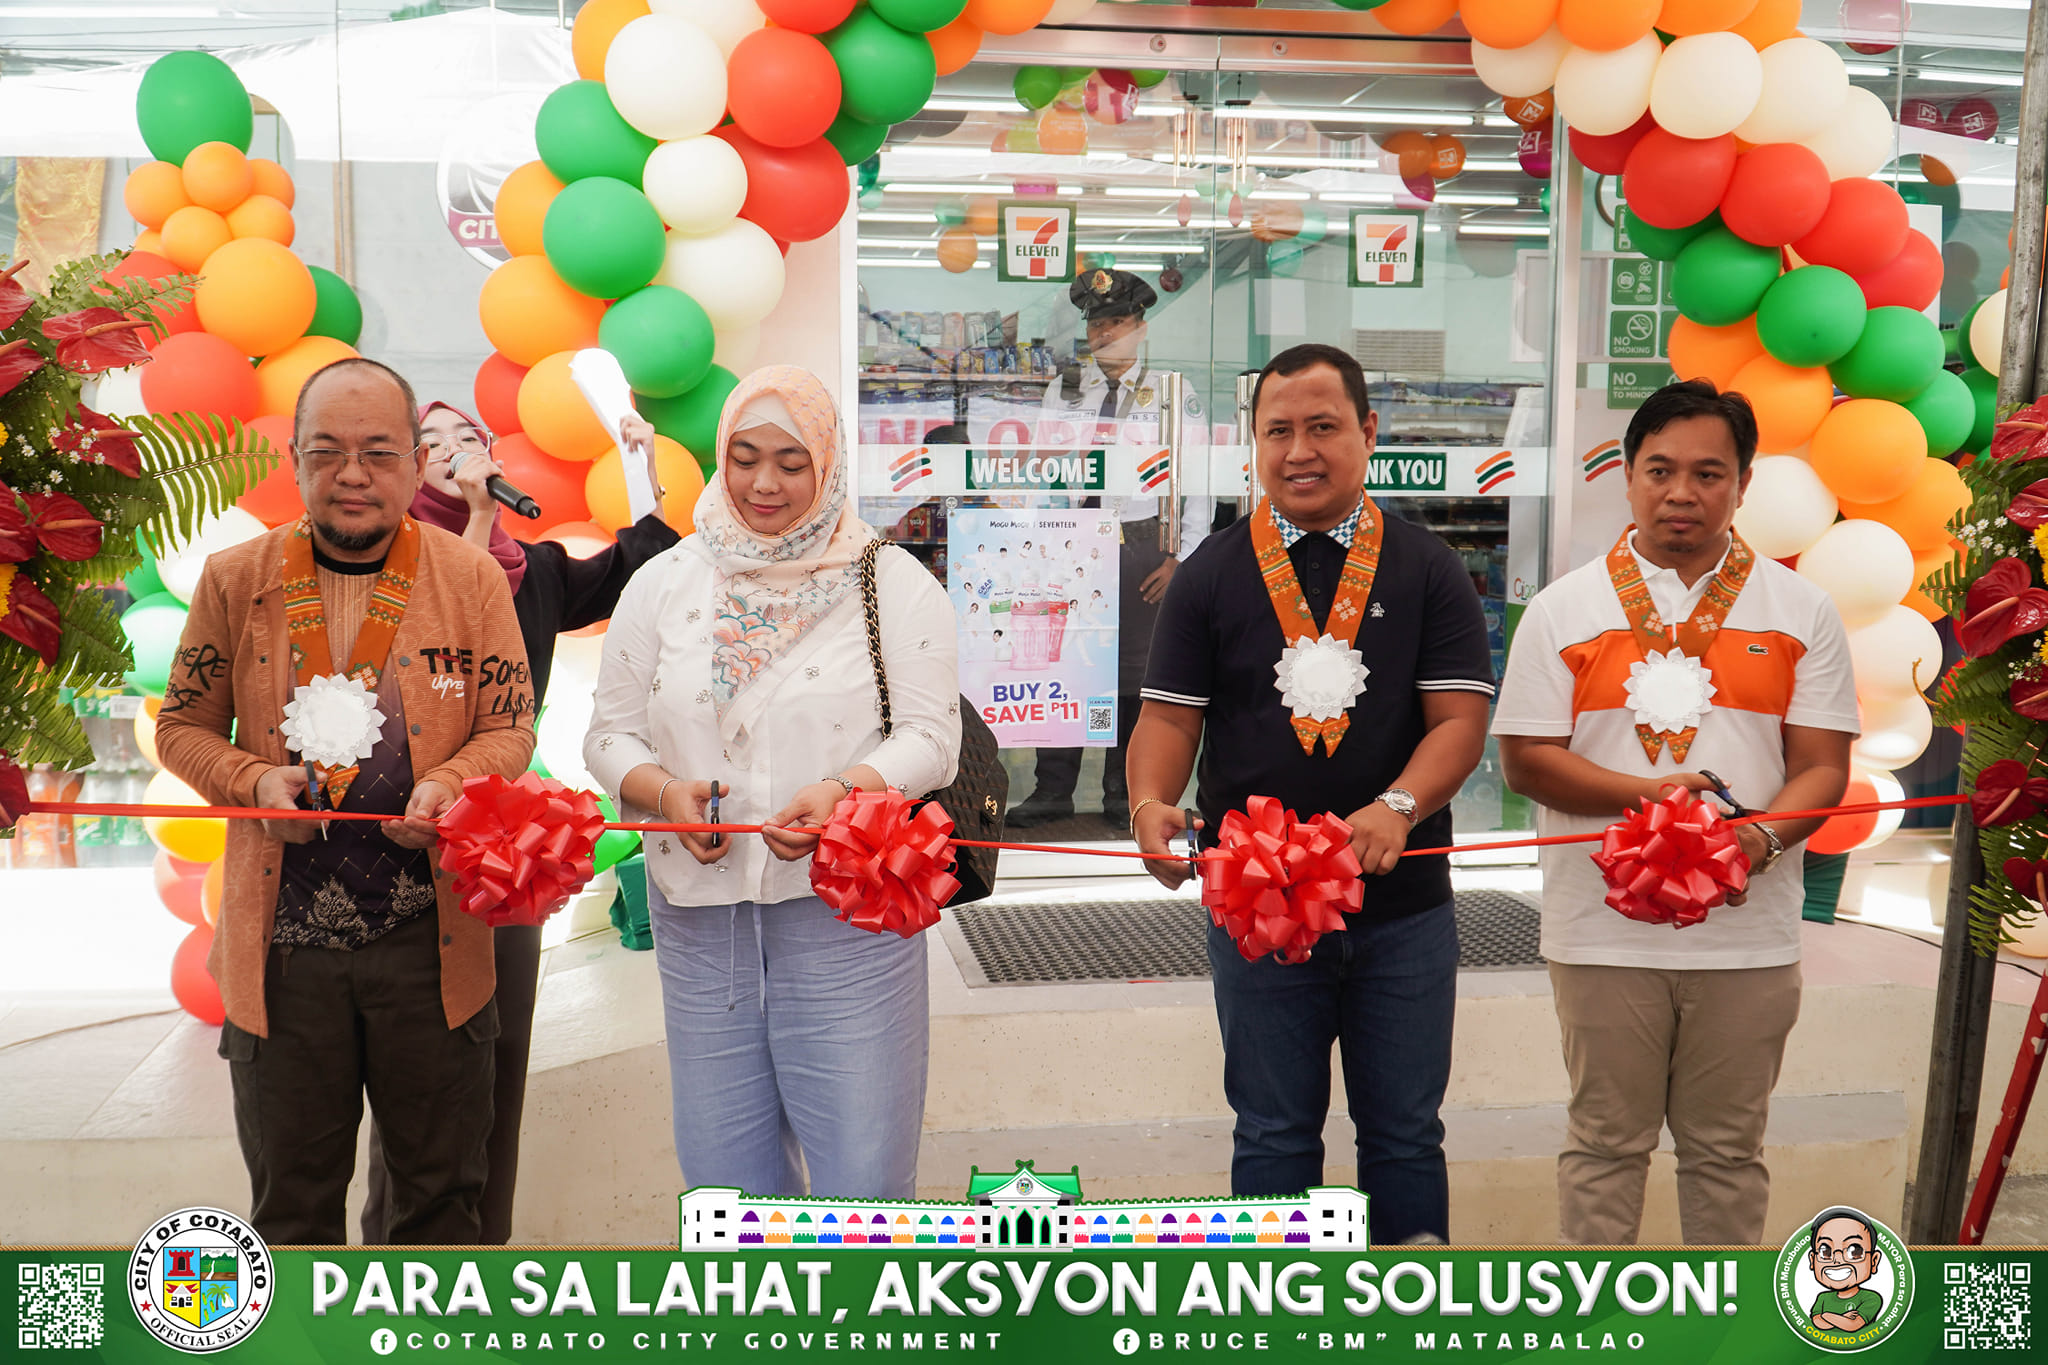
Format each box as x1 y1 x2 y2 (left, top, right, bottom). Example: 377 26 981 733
1033 518 1166 805
1205 903 1459 1244
362 924 539 1244
216 912 497 1246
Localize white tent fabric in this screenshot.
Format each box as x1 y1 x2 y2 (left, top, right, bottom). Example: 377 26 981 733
0 9 572 164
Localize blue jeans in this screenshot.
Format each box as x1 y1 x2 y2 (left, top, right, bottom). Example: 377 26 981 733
648 889 929 1200
1207 902 1459 1243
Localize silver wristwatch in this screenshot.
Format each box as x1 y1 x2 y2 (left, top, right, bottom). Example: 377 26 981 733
1376 788 1419 826
1752 822 1785 876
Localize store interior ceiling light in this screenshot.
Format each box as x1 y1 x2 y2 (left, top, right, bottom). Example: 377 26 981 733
1458 224 1550 237
1914 0 2028 9
1842 64 1894 77
1433 193 1522 207
1913 66 2025 84
1217 107 1478 127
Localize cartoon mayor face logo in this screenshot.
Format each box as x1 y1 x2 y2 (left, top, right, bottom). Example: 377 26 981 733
129 1206 272 1353
1773 1205 1914 1352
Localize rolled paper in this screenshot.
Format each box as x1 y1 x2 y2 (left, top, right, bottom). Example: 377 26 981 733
439 771 605 927
1589 788 1750 928
1199 794 1363 964
811 788 961 938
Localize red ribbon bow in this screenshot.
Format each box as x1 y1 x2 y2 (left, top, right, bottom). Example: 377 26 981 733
1199 795 1363 965
810 789 960 938
439 772 605 927
1591 789 1750 928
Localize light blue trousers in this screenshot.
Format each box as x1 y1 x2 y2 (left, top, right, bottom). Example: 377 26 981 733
647 888 929 1200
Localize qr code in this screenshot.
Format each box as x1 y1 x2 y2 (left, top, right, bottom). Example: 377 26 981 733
1088 705 1115 733
1944 1261 2031 1350
16 1263 105 1350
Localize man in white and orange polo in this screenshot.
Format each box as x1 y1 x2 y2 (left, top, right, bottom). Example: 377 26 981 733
1492 379 1859 1246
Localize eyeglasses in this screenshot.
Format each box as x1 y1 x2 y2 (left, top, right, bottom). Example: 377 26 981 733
423 430 490 461
299 446 420 475
1814 1246 1872 1263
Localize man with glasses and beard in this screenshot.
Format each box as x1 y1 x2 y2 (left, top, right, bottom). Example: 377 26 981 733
157 358 536 1244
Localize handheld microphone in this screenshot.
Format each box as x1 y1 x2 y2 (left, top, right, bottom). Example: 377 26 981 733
448 447 541 519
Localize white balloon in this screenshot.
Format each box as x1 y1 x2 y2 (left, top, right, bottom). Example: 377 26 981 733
712 323 761 373
156 506 269 604
1852 766 1907 851
656 220 786 332
90 364 148 419
1847 605 1943 700
1735 456 1838 558
1554 35 1663 138
606 15 729 141
1471 27 1572 101
1852 693 1933 771
647 0 765 59
1800 85 1894 181
1650 33 1762 140
1043 0 1099 20
1971 288 2008 378
1796 518 1915 630
643 136 748 235
1735 38 1849 145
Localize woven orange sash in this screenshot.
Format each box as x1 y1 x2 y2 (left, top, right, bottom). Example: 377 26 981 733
1605 526 1754 764
1251 497 1384 757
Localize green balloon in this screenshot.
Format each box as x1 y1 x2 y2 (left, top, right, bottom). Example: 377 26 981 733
1962 365 2000 452
1942 325 1963 364
826 10 938 127
1267 240 1306 277
1014 65 1061 112
857 154 881 198
1902 368 1975 458
1900 178 1962 241
827 111 891 166
870 0 967 32
124 556 166 604
1295 204 1329 247
1624 207 1717 263
1539 184 1551 215
600 286 715 400
635 365 741 466
304 266 363 347
1330 0 1392 8
1670 229 1781 327
1128 70 1168 88
543 176 667 301
1755 267 1867 368
121 594 190 698
536 81 658 189
135 51 252 165
594 795 639 873
934 202 965 229
1828 306 1945 402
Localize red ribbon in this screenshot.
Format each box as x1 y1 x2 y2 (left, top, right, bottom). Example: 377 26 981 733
1589 789 1750 928
810 789 961 938
438 771 605 928
1199 794 1363 964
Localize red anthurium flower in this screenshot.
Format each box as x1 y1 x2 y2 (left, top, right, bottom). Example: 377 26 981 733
0 749 29 832
0 338 45 398
2014 670 2048 721
0 481 32 564
0 564 61 666
2007 478 2048 530
43 307 151 375
52 407 143 479
1971 759 2048 827
1957 557 2048 656
1991 398 2048 463
2006 856 2048 906
0 260 31 332
23 490 102 562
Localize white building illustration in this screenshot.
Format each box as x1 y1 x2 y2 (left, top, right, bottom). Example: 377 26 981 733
677 1160 1370 1253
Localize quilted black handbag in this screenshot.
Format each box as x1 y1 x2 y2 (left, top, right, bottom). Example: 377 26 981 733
856 539 1007 905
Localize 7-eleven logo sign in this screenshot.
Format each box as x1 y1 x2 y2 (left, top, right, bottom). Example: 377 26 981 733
998 201 1076 283
1351 212 1423 287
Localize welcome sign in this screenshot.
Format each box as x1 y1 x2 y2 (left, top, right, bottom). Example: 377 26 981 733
998 201 1078 283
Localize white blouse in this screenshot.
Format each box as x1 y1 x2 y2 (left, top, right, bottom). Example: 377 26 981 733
583 537 962 908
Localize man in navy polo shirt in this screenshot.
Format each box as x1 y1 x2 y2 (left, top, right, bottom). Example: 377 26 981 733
1127 343 1494 1243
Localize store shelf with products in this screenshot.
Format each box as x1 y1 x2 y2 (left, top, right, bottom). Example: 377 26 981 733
3 689 159 872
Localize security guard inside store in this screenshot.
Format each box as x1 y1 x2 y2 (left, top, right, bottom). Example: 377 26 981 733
1009 268 1214 828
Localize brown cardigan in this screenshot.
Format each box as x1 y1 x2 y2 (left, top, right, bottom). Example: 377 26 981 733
155 521 537 1035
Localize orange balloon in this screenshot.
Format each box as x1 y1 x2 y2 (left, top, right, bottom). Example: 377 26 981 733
584 437 705 535
201 859 225 927
181 141 253 213
1462 0 1560 49
479 256 607 368
1428 133 1467 180
965 195 999 236
494 160 564 259
1039 104 1088 156
1557 0 1660 51
1373 0 1458 36
254 335 359 418
1729 0 1800 48
237 413 304 526
134 229 166 256
225 193 294 246
193 237 317 357
159 204 233 272
541 520 613 558
248 157 295 208
1902 544 1958 621
1667 314 1763 392
1838 459 1971 553
1808 773 1878 854
1250 201 1305 243
1379 130 1433 181
1726 354 1832 453
1920 154 1957 187
937 226 980 273
930 16 983 76
1809 399 1927 504
518 351 615 462
125 161 191 229
1505 91 1555 129
1656 0 1759 35
572 0 652 81
963 0 1054 37
494 434 594 540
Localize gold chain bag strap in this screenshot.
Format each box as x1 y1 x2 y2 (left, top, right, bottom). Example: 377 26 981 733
857 539 1007 905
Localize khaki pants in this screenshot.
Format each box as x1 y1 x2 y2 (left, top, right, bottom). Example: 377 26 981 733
1549 961 1802 1246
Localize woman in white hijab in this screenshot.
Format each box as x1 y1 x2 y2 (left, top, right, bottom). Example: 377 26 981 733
585 365 961 1200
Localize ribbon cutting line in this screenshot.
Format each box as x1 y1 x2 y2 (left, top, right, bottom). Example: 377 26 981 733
22 793 1969 862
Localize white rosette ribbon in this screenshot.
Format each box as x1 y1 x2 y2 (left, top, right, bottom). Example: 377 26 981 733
1624 648 1716 735
1274 633 1371 722
279 672 385 768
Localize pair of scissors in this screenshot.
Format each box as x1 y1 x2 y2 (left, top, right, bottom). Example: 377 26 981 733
705 787 722 849
302 760 328 839
1184 807 1202 882
1696 769 1750 817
